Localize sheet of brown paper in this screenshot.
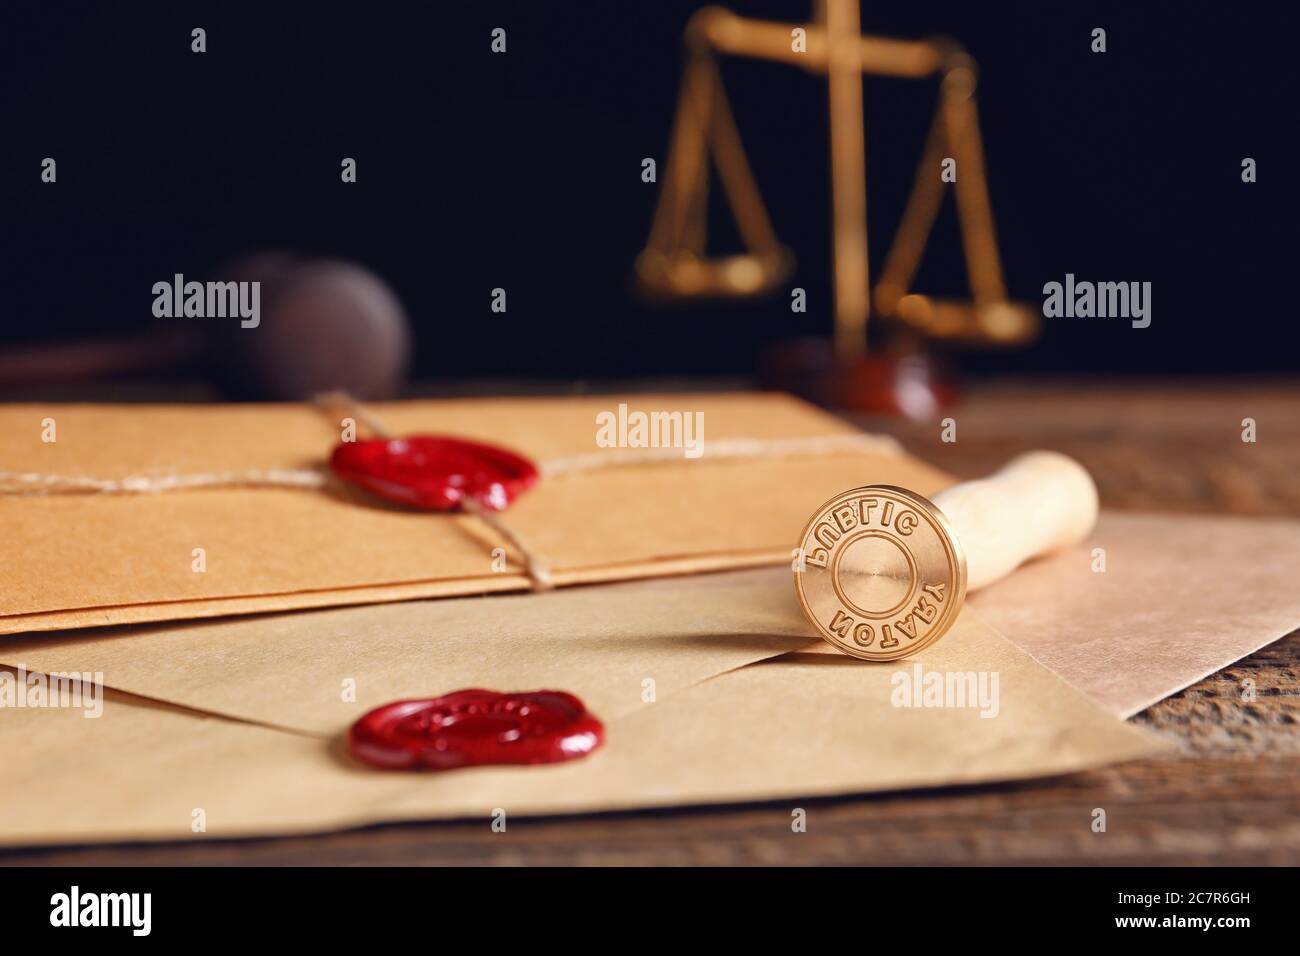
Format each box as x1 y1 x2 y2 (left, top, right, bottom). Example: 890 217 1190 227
0 608 1160 846
969 510 1300 717
0 394 950 634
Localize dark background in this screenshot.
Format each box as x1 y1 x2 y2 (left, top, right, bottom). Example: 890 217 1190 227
0 0 1290 382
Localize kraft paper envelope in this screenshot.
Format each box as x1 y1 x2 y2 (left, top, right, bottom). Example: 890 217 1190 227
0 394 949 634
4 512 1295 731
0 608 1161 846
969 511 1300 717
2 572 823 736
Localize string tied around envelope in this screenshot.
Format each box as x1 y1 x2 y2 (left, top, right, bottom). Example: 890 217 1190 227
0 393 903 592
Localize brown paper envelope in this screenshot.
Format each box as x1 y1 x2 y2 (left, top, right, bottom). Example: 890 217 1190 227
0 394 950 634
969 510 1300 717
0 570 824 735
0 610 1161 846
6 508 1298 730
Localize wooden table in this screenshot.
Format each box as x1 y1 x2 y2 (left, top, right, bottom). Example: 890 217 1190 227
4 379 1298 865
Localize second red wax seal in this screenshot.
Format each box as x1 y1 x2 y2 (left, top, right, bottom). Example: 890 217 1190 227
348 689 605 771
330 435 539 510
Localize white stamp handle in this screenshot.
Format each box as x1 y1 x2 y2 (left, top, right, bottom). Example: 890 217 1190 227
931 450 1099 592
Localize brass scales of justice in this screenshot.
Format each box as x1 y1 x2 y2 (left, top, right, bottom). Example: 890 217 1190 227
636 1 1037 407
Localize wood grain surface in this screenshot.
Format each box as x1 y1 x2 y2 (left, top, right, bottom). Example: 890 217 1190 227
3 379 1297 866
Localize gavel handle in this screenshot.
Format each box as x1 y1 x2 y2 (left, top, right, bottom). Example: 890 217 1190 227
931 451 1099 591
0 327 198 387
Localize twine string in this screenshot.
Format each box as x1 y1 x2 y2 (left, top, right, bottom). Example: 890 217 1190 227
460 497 554 592
312 390 394 440
540 433 901 478
0 468 327 495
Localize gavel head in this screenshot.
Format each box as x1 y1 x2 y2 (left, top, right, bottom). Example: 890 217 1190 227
206 253 412 401
794 485 967 661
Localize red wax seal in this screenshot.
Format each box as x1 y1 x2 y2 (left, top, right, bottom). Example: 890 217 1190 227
348 689 604 771
329 435 539 510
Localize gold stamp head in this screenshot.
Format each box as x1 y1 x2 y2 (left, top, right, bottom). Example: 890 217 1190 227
794 485 967 661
